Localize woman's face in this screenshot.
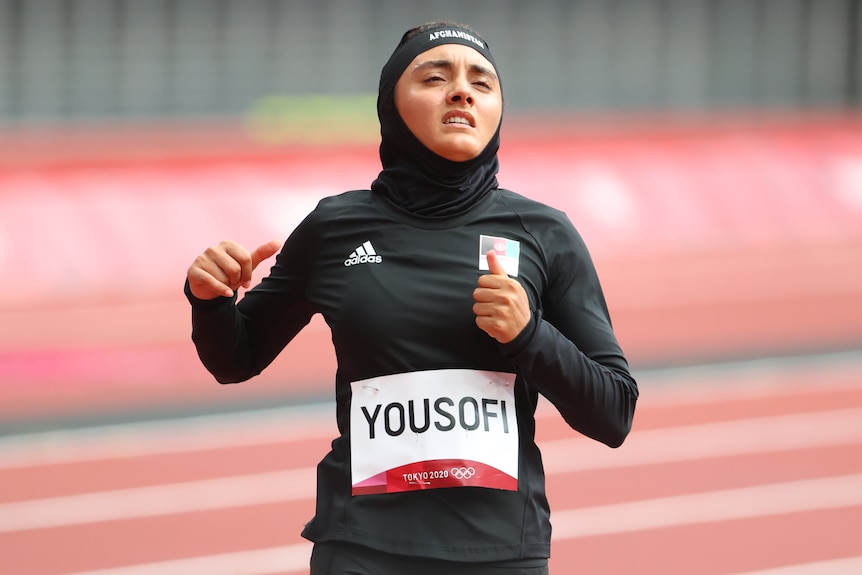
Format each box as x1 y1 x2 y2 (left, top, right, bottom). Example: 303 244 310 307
394 44 502 162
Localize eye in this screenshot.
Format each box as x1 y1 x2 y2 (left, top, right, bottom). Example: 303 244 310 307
471 78 495 92
423 74 446 84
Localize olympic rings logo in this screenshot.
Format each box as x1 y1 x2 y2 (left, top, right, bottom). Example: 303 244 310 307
450 466 476 480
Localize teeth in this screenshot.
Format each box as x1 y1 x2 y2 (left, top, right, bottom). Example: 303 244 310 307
445 116 471 126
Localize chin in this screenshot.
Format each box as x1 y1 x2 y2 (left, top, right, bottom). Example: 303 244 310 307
435 146 482 162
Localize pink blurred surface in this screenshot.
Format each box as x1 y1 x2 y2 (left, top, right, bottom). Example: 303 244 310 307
1 115 861 419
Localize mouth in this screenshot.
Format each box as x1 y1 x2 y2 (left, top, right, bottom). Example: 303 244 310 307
442 112 475 128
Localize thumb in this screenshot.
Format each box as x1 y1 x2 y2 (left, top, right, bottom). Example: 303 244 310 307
250 240 282 271
240 240 281 289
486 250 508 276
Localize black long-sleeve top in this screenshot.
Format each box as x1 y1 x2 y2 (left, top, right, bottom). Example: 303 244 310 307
186 188 638 561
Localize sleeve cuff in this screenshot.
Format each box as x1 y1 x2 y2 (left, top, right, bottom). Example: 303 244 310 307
184 278 236 310
499 309 541 358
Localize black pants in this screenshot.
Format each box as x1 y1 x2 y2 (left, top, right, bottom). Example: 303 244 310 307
310 541 549 575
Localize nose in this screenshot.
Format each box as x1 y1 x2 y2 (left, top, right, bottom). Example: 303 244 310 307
448 78 474 106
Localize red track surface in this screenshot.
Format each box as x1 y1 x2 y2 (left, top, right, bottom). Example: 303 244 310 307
3 117 862 421
2 357 861 574
1 237 861 423
2 117 862 573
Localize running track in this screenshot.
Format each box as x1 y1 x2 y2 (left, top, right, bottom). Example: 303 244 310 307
2 353 861 574
2 117 862 573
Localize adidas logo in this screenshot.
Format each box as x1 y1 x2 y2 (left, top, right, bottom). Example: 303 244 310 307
344 240 382 267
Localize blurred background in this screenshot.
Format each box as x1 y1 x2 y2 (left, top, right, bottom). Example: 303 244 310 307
1 0 860 425
1 1 862 574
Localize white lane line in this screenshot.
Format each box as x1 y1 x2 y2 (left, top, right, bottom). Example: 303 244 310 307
728 556 862 575
0 468 316 533
0 403 336 470
2 408 861 533
542 407 862 473
54 475 862 575
550 473 862 539
3 351 859 470
60 544 313 575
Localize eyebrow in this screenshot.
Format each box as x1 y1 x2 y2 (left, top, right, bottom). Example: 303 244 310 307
413 59 498 82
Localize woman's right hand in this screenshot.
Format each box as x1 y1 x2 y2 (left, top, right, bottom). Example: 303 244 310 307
187 240 282 300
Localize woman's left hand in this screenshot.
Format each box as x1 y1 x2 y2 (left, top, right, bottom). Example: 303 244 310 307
473 250 532 344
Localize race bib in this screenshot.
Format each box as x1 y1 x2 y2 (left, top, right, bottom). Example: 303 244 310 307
350 369 519 496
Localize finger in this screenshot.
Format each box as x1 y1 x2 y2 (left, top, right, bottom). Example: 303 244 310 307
232 240 281 289
473 285 498 304
486 250 508 277
222 240 281 289
472 300 495 317
218 241 256 289
250 240 282 270
188 266 234 299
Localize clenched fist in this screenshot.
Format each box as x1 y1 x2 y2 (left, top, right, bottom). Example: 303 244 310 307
187 240 281 300
473 250 531 344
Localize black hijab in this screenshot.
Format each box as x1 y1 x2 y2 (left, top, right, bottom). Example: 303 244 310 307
371 23 502 218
